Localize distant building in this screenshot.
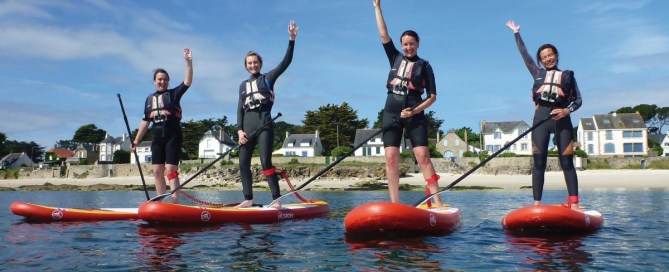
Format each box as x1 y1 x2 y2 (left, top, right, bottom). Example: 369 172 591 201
481 120 532 155
352 129 411 156
0 152 35 170
199 129 236 160
577 112 647 157
273 131 323 157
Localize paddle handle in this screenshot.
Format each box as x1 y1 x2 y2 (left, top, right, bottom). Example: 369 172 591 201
117 94 150 200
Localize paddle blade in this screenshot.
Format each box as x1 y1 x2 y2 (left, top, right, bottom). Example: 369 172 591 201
149 193 170 202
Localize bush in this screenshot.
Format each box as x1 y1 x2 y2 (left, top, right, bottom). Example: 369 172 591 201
113 149 130 164
573 149 588 158
479 150 489 161
288 158 299 164
428 143 443 158
499 152 517 157
400 152 413 158
462 151 477 157
331 146 352 158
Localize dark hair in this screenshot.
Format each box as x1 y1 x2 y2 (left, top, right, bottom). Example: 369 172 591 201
153 68 169 81
535 44 559 67
244 51 263 71
400 30 420 43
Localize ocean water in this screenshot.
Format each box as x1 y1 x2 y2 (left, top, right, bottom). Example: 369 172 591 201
2 188 668 271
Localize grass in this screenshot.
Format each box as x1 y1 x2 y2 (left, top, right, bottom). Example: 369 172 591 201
586 159 611 169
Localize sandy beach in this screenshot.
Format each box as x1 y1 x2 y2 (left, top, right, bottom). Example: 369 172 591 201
1 169 667 191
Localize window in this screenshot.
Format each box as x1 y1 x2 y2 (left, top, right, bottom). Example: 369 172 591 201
634 143 643 152
207 139 211 148
443 140 448 146
376 147 381 154
665 143 669 147
301 151 308 157
521 143 528 151
288 143 293 147
606 130 613 140
604 143 615 153
455 139 460 146
623 131 631 138
370 138 375 143
603 119 611 124
588 144 594 154
512 144 516 151
587 132 593 141
494 132 501 139
633 131 642 137
624 143 643 152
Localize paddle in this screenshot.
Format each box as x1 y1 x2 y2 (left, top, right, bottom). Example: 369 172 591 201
117 94 150 200
268 97 431 207
412 112 555 207
149 113 282 202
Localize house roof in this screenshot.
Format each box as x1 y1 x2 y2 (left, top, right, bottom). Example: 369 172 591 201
580 118 596 130
592 113 646 130
137 141 152 148
75 144 97 153
648 133 665 144
46 148 74 158
481 121 529 134
353 129 383 146
205 129 237 147
283 133 317 148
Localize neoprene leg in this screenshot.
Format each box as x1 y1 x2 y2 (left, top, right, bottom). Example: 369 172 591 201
238 138 256 200
531 120 551 201
556 118 579 197
258 128 280 199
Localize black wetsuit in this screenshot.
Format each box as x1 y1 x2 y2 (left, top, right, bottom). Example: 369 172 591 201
514 33 583 201
381 39 436 147
236 40 294 201
142 82 189 165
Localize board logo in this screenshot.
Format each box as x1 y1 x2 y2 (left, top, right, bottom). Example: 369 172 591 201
278 212 293 220
52 209 64 220
429 213 437 226
201 211 211 222
584 214 590 226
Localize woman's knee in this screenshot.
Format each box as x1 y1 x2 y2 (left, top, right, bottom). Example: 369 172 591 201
413 146 430 165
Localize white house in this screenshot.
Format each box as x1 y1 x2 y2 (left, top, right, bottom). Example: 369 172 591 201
199 129 236 160
99 133 130 163
577 112 647 157
130 141 152 164
273 131 323 157
0 152 35 170
662 132 669 156
352 129 411 156
481 121 532 155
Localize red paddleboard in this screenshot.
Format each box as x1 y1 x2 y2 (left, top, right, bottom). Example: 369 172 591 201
10 201 139 222
344 202 461 235
138 201 330 225
502 205 603 233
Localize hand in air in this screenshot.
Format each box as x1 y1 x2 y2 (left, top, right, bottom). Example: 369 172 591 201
183 48 192 62
288 20 299 40
373 0 380 8
506 20 520 33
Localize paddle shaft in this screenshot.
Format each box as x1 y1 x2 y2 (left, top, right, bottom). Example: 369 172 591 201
413 112 555 207
149 113 282 202
269 97 431 205
117 94 150 200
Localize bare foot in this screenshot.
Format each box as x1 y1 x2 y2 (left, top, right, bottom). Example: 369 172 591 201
269 200 281 209
432 201 447 210
570 203 581 211
235 200 253 209
171 194 179 204
533 201 541 206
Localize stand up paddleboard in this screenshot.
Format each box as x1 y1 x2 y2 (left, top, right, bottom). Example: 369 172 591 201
344 202 461 235
138 201 330 225
10 201 139 222
502 205 603 233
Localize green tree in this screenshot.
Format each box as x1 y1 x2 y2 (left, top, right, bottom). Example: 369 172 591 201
425 111 444 139
72 124 107 144
54 140 77 150
0 132 7 157
301 102 369 155
372 109 384 129
181 119 210 159
274 121 301 150
1 140 44 162
113 149 130 164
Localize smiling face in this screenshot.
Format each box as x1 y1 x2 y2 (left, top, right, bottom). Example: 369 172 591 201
401 35 419 58
539 48 558 69
245 54 262 74
153 71 169 91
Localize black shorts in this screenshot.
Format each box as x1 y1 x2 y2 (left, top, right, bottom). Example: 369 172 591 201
151 122 183 165
382 110 429 148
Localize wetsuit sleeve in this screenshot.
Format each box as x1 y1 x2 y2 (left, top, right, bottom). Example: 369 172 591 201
142 97 151 122
568 77 582 112
236 83 245 130
383 39 401 67
264 40 295 87
172 82 190 101
514 32 540 78
424 62 437 96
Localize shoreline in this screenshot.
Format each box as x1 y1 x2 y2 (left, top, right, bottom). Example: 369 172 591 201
1 169 667 191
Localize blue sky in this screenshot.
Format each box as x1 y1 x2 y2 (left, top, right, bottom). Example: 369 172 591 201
1 0 668 149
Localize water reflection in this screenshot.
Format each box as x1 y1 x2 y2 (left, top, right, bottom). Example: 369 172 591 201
137 224 220 271
345 234 446 271
505 231 594 271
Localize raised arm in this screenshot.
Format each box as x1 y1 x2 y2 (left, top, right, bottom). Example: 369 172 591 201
373 0 391 44
506 21 540 78
264 21 298 85
183 48 193 86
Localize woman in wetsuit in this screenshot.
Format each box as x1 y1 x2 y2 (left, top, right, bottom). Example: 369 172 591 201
506 21 583 210
373 0 444 207
235 20 298 209
132 48 193 204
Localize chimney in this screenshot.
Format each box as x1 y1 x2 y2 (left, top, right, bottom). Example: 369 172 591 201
122 133 127 141
286 131 290 139
219 129 222 140
315 130 319 138
436 131 440 142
